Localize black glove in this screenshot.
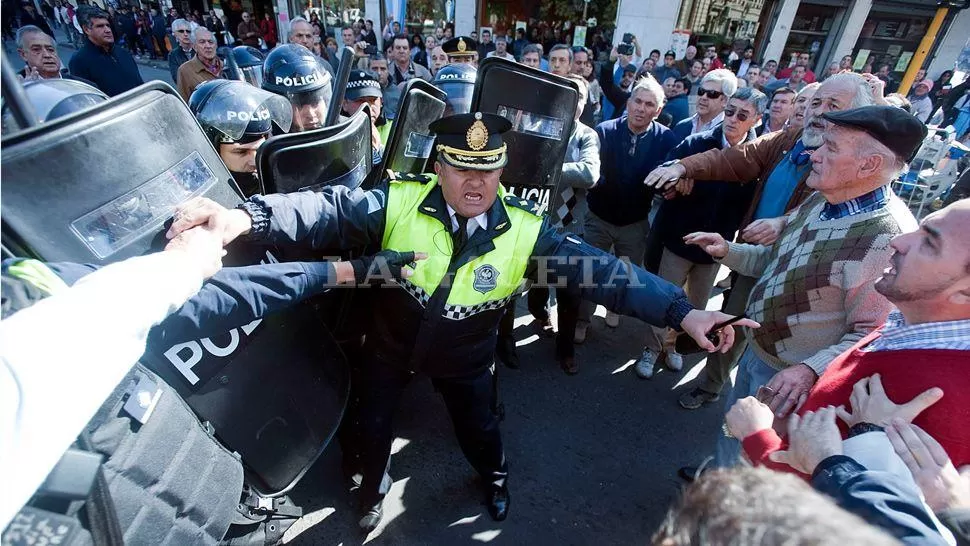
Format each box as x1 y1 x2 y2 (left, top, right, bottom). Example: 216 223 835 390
350 250 416 285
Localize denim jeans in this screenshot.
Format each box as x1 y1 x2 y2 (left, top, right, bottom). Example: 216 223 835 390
712 345 779 468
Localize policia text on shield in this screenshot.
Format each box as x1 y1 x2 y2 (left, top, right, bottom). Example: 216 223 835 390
167 111 760 534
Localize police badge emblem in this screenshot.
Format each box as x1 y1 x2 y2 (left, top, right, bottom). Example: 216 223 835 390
457 37 467 52
473 264 499 294
467 116 488 150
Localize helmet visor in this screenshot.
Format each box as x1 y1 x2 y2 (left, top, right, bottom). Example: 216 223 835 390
436 81 474 116
195 83 293 141
287 86 333 132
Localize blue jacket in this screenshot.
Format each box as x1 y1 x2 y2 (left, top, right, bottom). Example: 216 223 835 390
664 94 690 128
68 39 144 97
670 116 696 144
243 180 692 376
653 126 756 264
812 454 950 545
588 117 677 226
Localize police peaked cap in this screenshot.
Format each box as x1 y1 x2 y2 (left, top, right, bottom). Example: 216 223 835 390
820 105 928 162
344 70 383 101
262 44 332 95
442 36 479 57
430 112 512 171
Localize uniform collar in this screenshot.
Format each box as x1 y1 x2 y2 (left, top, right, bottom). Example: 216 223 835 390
417 184 513 266
445 204 488 235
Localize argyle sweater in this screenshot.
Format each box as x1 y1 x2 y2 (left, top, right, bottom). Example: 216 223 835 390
720 192 918 374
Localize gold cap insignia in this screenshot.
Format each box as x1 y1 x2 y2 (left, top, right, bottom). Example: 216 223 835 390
466 119 488 151
457 37 467 52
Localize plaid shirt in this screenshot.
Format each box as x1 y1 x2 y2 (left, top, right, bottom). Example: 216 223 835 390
819 185 891 221
866 310 970 351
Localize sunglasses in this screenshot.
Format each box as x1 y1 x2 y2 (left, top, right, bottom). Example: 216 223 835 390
697 88 724 99
723 108 751 122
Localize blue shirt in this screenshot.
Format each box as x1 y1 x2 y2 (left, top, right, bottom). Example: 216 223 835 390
587 117 677 226
866 310 970 351
819 185 890 221
752 140 812 220
68 39 144 97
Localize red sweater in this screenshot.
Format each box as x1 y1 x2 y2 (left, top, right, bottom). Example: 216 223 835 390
743 331 970 472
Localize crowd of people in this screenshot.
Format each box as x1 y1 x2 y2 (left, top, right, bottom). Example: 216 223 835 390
3 7 970 546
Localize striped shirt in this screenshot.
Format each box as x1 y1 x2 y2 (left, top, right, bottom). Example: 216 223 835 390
866 310 970 351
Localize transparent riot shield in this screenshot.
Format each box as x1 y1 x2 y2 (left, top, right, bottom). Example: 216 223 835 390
257 107 372 194
0 81 349 497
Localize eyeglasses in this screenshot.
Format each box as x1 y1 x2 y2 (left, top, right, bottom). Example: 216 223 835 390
723 108 751 122
697 88 724 99
175 29 190 33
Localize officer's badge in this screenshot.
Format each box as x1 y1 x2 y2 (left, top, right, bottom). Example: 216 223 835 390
473 264 499 294
458 37 467 52
467 119 488 150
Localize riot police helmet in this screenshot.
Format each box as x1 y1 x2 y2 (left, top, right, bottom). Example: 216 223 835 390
189 79 292 146
223 45 266 87
1 79 107 133
432 63 476 116
262 44 333 131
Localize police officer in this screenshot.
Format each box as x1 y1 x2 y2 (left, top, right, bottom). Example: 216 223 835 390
262 43 333 132
431 62 476 116
189 79 293 197
441 36 479 66
1 79 107 132
166 112 757 534
342 69 391 161
222 45 266 87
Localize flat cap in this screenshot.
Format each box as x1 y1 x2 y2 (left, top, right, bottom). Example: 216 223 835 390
821 105 927 162
430 112 512 170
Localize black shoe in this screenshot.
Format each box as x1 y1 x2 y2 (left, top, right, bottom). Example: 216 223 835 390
677 466 705 483
357 499 383 534
486 485 510 521
496 336 520 369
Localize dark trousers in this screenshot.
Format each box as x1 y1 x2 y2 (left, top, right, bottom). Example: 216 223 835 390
358 355 507 505
526 286 580 359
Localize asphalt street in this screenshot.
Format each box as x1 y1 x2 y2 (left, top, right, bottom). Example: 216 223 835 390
10 36 733 544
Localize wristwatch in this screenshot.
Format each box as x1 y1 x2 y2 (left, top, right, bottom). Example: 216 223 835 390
848 422 885 438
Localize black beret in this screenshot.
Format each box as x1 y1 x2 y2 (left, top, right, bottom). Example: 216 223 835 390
442 36 479 57
821 105 928 162
430 112 512 170
344 69 382 100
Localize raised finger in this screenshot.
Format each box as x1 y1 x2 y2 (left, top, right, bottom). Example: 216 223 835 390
910 424 950 467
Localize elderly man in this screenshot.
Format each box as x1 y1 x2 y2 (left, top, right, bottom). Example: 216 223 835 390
237 11 260 47
177 27 222 101
577 76 678 332
16 26 89 83
638 88 767 378
676 105 922 471
908 79 934 123
725 197 970 475
165 111 751 533
289 17 336 76
487 35 514 61
68 6 143 97
676 45 698 75
390 33 432 84
644 72 877 415
670 68 736 143
548 44 571 76
757 86 796 135
167 18 194 81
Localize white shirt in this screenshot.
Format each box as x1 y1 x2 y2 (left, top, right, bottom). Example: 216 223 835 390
0 252 204 528
446 204 488 238
722 131 748 149
692 111 724 135
737 59 751 78
487 51 515 61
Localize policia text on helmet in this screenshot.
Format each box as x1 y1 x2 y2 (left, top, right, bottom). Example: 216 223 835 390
262 44 333 132
189 80 293 197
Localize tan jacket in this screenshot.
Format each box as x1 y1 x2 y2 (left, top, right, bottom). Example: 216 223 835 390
679 125 813 225
176 56 223 102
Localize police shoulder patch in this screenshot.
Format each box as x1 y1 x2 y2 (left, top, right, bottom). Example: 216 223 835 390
387 170 433 184
503 195 542 216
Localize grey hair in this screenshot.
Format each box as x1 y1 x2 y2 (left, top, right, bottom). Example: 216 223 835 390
550 43 572 62
190 25 214 44
15 25 51 49
834 124 906 177
731 87 768 114
522 44 542 57
631 73 666 105
171 18 191 32
700 68 738 97
822 71 875 108
289 16 310 35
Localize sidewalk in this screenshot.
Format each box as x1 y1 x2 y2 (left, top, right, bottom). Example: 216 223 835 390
50 26 168 71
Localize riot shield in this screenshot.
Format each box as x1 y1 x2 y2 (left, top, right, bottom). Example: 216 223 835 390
368 79 447 187
0 81 349 497
471 57 579 216
257 106 372 194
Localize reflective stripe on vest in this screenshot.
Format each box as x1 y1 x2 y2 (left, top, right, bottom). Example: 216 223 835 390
377 119 393 147
382 176 543 320
6 259 69 295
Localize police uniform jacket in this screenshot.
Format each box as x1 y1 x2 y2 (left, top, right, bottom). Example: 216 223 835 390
242 176 694 377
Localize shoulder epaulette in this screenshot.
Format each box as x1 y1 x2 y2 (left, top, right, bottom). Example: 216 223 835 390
386 170 433 184
503 195 543 216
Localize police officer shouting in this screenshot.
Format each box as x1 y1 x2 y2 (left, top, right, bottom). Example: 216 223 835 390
167 112 758 534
